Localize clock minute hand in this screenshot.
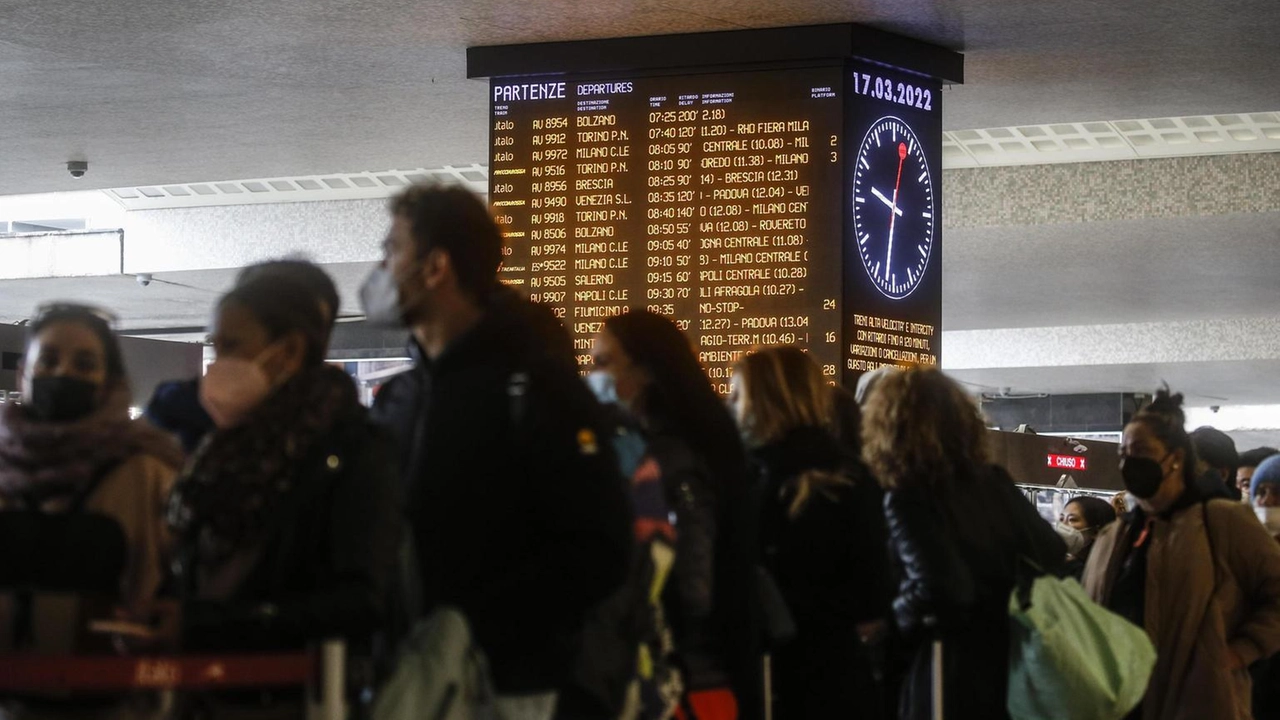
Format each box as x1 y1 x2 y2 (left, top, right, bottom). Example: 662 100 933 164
885 142 908 283
871 187 903 216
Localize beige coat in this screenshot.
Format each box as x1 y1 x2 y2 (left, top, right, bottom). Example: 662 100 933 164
1083 499 1280 720
0 453 177 653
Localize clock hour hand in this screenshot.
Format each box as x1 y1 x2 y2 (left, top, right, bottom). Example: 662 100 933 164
871 187 903 216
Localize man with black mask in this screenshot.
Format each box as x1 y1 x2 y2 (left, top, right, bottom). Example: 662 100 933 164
364 183 632 720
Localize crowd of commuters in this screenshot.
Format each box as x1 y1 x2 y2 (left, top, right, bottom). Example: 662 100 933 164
3 182 1280 720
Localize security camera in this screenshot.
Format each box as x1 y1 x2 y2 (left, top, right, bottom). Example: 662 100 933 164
1210 405 1221 414
67 160 88 179
136 273 153 287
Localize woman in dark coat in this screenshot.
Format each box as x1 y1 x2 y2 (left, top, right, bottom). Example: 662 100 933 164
594 310 761 720
731 346 891 719
861 368 1065 720
167 265 400 717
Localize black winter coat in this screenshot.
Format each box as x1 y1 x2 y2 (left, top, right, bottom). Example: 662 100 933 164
181 408 401 653
751 426 892 720
885 464 1064 720
640 422 762 720
372 294 634 694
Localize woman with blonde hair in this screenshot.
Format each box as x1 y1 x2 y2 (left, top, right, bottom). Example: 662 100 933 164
861 367 1063 720
730 346 890 719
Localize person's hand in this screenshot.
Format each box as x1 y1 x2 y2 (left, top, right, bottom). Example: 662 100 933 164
1226 648 1246 672
857 619 888 645
107 600 182 654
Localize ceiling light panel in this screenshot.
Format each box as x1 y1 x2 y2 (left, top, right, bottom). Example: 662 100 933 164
105 165 489 210
101 113 1278 210
943 111 1280 167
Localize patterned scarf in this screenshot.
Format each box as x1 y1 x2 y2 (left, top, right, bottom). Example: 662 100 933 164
167 364 358 568
0 384 183 508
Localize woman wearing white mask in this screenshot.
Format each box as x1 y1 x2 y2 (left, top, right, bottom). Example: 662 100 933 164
167 267 399 718
1251 456 1280 537
1058 496 1117 579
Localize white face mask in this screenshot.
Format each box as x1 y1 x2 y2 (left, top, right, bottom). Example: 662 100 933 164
359 266 404 328
585 370 618 406
1054 522 1088 556
200 343 283 430
1256 507 1280 535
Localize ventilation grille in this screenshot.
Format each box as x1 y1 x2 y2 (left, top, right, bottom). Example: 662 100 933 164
943 111 1280 168
107 164 489 210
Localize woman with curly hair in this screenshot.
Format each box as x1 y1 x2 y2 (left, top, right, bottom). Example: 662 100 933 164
861 367 1063 720
1083 388 1280 720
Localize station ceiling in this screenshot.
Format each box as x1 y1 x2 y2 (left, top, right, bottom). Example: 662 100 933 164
0 0 1275 193
1 0 1277 410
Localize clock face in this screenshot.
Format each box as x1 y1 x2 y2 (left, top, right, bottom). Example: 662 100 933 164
852 116 935 300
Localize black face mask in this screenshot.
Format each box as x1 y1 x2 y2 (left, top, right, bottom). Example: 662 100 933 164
28 377 100 423
1120 453 1171 500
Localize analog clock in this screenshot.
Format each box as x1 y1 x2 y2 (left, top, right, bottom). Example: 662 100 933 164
852 116 935 300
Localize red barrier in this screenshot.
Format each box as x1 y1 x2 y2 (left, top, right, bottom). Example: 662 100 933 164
0 653 314 692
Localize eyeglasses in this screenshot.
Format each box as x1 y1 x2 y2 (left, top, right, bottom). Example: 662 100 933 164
30 302 119 329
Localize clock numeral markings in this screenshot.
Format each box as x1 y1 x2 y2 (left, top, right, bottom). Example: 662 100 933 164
853 116 934 299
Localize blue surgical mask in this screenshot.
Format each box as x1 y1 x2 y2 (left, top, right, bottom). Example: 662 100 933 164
585 370 618 405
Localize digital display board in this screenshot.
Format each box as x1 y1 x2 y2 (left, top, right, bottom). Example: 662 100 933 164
842 60 943 384
1048 454 1089 471
484 37 946 391
491 67 844 390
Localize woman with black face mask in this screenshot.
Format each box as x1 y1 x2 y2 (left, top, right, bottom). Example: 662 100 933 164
0 303 184 654
1082 388 1280 720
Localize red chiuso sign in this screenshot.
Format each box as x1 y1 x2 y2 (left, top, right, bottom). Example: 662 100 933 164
1047 454 1088 471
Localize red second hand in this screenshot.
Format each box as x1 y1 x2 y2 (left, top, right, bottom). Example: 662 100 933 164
885 141 908 282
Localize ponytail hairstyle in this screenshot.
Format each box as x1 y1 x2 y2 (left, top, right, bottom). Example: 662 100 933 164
1127 385 1199 489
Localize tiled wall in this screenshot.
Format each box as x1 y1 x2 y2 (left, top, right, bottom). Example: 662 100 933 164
943 152 1280 229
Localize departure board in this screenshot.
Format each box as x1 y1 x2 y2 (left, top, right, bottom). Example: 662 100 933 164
491 67 845 390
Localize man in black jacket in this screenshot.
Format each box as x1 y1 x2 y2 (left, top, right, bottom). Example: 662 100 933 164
364 183 633 719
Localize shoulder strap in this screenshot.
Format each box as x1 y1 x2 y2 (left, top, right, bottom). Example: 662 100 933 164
67 459 124 514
